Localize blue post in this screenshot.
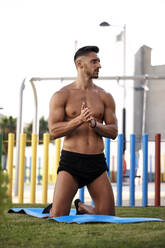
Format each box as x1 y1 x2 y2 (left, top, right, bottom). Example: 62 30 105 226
149 155 153 182
117 134 123 206
79 187 84 203
91 199 94 206
105 138 110 178
129 134 136 206
142 134 148 207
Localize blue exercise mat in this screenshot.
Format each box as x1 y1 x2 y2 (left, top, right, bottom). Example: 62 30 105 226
8 208 164 224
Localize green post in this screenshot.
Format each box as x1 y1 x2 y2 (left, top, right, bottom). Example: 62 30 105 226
0 133 3 170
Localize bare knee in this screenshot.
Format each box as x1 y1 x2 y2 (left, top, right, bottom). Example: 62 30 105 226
50 206 70 217
95 204 115 216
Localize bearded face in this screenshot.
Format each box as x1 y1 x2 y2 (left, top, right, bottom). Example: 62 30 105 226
78 52 101 79
83 63 99 79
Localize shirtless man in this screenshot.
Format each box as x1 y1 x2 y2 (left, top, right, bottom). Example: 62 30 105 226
48 46 118 217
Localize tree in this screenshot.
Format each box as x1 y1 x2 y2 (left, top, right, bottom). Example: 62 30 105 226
0 115 16 139
24 116 49 144
0 116 16 169
38 116 49 141
0 169 10 221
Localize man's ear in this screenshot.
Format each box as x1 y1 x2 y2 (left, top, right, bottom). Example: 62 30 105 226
75 58 83 69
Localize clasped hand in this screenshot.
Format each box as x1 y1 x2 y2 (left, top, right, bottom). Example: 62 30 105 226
80 102 94 123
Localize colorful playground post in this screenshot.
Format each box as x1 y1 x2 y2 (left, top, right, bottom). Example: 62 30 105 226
155 133 161 207
3 131 163 206
79 186 85 203
7 133 15 200
117 134 123 206
105 138 110 178
54 138 61 183
42 133 50 204
30 133 37 203
129 134 136 206
142 133 148 207
18 133 27 203
30 133 38 203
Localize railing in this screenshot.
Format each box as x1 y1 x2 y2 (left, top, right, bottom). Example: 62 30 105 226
0 132 165 206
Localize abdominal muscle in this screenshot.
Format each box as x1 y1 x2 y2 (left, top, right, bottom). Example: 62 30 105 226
62 123 104 154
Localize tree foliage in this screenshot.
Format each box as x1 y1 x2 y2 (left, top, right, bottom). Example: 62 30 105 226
24 116 49 144
0 116 16 155
0 169 11 221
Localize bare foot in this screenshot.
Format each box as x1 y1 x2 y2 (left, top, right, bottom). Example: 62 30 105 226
49 208 55 218
74 199 96 215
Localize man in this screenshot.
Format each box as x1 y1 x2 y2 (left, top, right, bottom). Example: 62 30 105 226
48 46 118 217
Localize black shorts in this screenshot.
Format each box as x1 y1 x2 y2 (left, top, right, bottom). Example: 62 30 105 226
57 150 108 188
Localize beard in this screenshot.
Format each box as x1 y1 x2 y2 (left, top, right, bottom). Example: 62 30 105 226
86 69 99 79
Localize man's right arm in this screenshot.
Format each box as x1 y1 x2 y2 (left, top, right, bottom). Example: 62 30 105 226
48 91 92 139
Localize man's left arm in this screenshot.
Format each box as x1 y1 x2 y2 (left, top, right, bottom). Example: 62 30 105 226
91 93 118 139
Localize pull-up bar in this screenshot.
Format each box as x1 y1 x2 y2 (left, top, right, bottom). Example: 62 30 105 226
30 74 165 82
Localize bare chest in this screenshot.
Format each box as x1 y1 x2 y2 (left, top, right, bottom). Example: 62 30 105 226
65 90 104 120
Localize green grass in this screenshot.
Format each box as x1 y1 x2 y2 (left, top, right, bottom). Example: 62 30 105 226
0 204 165 248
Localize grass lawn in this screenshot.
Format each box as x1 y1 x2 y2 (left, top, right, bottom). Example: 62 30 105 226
0 204 165 248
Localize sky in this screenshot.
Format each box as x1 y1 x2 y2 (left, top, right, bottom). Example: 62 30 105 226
0 0 165 134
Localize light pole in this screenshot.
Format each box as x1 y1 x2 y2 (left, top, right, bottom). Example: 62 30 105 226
100 21 127 153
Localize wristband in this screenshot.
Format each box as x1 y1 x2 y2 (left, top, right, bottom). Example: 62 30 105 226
90 119 97 128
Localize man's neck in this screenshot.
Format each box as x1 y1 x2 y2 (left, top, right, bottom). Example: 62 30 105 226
75 74 94 90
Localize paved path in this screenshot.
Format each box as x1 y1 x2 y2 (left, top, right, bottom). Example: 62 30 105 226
12 182 165 207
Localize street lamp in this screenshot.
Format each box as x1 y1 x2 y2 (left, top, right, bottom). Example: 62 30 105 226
99 21 127 153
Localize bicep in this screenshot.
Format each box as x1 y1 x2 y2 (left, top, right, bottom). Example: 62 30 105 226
48 92 66 130
104 108 118 126
103 94 118 126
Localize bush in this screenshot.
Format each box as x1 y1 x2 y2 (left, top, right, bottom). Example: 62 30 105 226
0 169 11 221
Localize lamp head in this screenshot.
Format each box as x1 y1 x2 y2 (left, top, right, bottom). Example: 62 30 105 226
99 21 110 27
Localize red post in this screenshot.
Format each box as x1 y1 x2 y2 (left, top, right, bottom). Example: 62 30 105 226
155 133 161 207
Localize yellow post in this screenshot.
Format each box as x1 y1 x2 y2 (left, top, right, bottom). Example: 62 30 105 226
7 133 15 201
18 133 26 203
30 133 38 203
54 138 61 183
42 133 50 204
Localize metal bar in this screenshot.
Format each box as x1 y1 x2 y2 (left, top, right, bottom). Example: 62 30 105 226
30 75 165 82
30 80 38 134
142 79 149 134
14 78 26 196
